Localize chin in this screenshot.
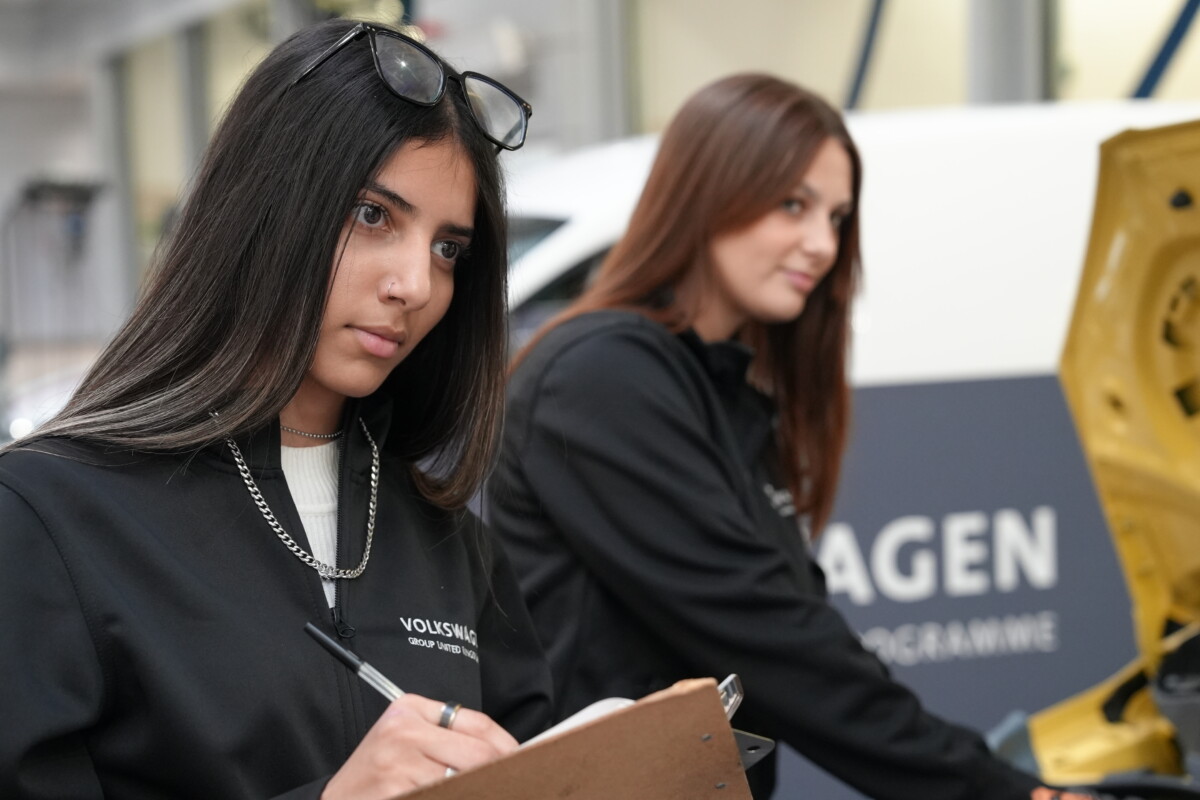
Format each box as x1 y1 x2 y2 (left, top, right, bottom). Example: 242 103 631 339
329 372 393 401
755 302 807 325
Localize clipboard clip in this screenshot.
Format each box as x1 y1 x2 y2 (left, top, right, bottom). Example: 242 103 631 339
718 673 744 719
718 674 776 771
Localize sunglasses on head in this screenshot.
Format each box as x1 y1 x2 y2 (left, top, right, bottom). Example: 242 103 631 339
290 22 532 151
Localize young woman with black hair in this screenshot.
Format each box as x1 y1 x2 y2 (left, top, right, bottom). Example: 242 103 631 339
0 18 549 800
487 73 1086 800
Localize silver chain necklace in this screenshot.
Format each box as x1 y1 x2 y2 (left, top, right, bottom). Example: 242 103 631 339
225 418 378 580
281 425 342 440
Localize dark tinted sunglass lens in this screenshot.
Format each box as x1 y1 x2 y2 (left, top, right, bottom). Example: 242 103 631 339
374 35 443 103
463 75 527 149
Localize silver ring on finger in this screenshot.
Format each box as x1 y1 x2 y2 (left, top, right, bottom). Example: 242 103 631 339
438 701 462 729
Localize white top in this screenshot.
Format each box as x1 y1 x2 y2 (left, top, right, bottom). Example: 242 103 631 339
280 441 340 607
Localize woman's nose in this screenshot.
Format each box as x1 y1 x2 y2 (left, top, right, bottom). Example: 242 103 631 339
802 217 839 263
381 251 433 310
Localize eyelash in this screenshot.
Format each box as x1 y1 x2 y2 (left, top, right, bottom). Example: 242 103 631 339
434 240 469 265
353 201 388 228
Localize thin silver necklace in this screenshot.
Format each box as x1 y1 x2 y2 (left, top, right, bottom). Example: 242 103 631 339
281 424 342 440
225 418 378 580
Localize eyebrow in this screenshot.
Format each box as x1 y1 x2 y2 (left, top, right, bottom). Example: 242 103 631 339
366 181 413 214
364 180 475 239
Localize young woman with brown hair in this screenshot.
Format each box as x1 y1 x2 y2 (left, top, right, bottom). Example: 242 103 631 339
487 73 1082 800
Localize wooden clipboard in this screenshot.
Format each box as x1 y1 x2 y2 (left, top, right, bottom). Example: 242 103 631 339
395 677 753 799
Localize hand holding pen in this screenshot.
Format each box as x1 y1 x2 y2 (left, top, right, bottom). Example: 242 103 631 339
304 623 519 800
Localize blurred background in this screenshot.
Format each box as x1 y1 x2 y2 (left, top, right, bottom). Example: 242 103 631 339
3 0 1200 435
3 2 1200 798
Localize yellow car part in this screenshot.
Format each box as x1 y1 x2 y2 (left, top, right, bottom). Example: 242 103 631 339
1042 116 1200 785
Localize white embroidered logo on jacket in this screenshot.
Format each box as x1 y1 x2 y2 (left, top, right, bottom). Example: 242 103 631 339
398 616 479 663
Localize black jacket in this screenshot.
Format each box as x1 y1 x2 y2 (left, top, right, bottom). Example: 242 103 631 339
486 310 1040 800
0 396 552 799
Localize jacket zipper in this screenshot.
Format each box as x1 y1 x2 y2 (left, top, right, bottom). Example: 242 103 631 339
331 420 356 640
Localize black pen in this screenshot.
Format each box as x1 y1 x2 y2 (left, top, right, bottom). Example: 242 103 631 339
305 622 405 701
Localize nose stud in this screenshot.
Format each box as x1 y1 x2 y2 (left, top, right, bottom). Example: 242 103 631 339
385 280 407 306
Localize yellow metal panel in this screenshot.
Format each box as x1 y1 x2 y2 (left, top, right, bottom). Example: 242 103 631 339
1059 117 1200 667
1041 117 1200 782
1029 657 1180 784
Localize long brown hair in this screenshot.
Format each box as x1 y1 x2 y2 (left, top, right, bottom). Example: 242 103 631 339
521 73 862 533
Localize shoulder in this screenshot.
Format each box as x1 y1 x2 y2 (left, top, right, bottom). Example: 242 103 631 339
514 310 700 395
0 443 94 555
0 437 190 513
0 438 99 484
546 308 677 353
1 437 162 477
506 312 720 445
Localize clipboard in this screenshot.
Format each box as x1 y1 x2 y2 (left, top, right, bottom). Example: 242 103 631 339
395 678 757 799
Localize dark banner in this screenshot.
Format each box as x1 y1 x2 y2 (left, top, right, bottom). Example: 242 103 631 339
775 374 1136 799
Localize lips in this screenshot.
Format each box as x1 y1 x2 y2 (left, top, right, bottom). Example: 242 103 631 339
784 270 817 293
353 326 404 359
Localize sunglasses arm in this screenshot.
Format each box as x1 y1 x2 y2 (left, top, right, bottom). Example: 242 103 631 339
290 23 368 88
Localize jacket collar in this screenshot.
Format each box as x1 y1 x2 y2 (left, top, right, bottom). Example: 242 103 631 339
676 329 755 392
677 328 776 470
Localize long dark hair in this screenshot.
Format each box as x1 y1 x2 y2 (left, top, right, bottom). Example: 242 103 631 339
520 73 862 533
17 19 510 509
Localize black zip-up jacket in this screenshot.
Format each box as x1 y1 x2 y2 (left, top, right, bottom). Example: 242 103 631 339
0 396 552 799
486 310 1040 800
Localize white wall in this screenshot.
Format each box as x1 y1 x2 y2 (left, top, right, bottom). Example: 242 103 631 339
629 0 970 132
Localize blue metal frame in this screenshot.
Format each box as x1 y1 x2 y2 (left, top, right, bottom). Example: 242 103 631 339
845 0 887 109
1133 0 1200 98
